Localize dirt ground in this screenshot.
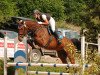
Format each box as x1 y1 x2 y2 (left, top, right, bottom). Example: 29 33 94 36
40 55 62 63
40 54 80 64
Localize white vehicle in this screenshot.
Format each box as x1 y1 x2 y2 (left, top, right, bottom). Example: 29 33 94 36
0 30 25 57
58 28 80 40
0 30 57 62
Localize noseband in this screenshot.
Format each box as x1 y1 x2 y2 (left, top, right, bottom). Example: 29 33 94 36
18 20 27 37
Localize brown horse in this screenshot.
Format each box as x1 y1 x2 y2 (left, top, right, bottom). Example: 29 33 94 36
17 19 76 64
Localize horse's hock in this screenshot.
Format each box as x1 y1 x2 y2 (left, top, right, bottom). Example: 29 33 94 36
63 38 76 63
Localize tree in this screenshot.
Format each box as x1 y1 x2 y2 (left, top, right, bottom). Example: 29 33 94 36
63 0 87 25
82 0 100 42
0 0 18 24
13 0 65 21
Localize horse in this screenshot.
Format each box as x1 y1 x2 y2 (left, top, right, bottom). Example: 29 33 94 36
17 19 77 64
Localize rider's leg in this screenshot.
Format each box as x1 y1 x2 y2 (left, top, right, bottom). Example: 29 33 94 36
49 17 61 44
53 31 61 44
49 17 56 33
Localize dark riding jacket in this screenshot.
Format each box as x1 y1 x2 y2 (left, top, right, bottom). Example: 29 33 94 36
36 13 51 22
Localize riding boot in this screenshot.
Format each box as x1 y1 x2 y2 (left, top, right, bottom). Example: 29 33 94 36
53 32 61 44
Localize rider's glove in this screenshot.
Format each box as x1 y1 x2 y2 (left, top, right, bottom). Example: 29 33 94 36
38 22 42 24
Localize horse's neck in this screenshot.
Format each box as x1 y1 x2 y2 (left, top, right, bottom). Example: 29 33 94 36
26 21 37 29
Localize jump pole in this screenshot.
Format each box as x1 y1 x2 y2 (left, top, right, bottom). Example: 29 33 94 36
81 35 85 62
14 37 18 75
4 32 7 75
24 36 28 75
27 71 71 75
7 63 80 67
81 35 85 75
98 34 100 54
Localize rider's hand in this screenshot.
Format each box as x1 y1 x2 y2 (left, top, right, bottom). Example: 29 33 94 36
38 22 42 24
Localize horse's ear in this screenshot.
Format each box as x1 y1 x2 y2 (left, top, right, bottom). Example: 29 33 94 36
18 20 25 24
19 20 23 23
17 20 23 24
17 20 26 27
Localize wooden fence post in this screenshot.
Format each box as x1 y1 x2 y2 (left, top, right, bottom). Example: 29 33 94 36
98 34 100 54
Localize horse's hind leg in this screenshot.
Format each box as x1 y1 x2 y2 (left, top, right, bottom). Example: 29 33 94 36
57 50 68 64
65 49 75 64
63 39 76 64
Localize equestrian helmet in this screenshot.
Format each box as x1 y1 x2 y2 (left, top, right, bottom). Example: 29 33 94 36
33 9 40 14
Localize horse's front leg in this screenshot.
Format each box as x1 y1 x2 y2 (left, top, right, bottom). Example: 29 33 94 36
27 39 36 49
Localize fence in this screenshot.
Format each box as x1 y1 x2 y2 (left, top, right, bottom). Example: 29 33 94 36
4 33 100 75
81 34 100 62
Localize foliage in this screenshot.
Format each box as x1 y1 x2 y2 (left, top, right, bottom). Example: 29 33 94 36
0 59 15 75
81 0 100 42
0 0 18 24
12 0 65 21
64 0 87 24
0 0 100 43
0 60 3 75
84 51 100 75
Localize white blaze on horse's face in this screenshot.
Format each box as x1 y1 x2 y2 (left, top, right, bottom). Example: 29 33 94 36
23 21 26 27
18 20 27 42
18 20 26 28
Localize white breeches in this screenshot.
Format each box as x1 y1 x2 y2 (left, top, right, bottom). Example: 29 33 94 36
49 17 55 32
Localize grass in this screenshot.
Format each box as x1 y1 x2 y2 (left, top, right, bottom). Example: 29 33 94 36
17 66 81 75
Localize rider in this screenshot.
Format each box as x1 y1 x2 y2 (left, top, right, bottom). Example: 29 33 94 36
32 9 61 44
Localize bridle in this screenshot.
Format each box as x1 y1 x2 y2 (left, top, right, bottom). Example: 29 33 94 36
18 20 27 38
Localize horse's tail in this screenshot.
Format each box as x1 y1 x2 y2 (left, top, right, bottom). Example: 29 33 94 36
71 38 81 51
63 38 76 64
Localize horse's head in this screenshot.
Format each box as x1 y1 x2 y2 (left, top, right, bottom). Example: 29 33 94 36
17 19 44 42
17 20 27 42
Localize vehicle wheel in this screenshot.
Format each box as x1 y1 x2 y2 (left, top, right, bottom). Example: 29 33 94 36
30 49 42 63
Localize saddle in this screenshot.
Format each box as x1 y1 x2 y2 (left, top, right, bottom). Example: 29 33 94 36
47 26 64 45
27 26 64 48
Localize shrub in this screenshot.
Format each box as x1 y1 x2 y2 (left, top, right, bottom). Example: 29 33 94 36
0 59 3 75
0 59 15 75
